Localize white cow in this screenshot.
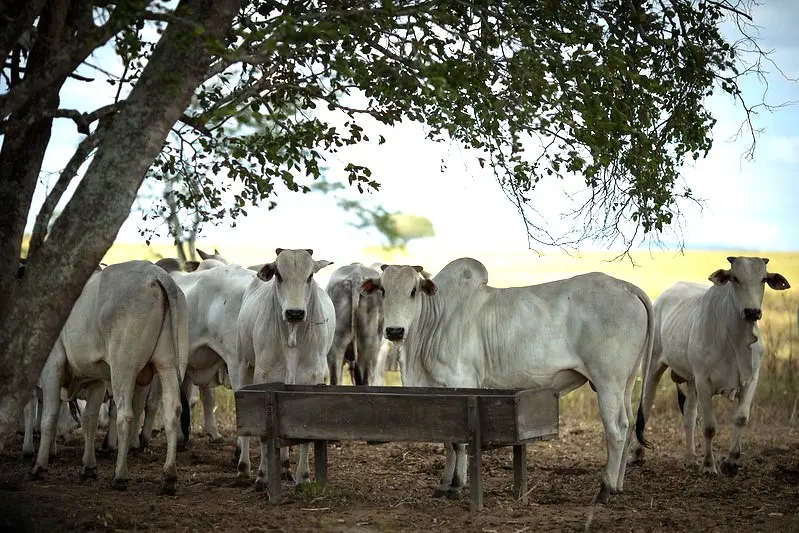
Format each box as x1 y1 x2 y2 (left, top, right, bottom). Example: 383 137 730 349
325 263 387 386
28 260 190 495
632 256 790 475
360 258 654 503
133 255 239 449
235 248 336 490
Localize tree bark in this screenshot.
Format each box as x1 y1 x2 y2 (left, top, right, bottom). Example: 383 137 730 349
0 0 74 320
0 0 241 444
0 0 48 65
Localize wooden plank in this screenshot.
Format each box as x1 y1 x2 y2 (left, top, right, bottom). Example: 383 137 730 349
236 384 559 446
513 444 528 503
314 440 328 486
276 391 470 443
467 396 483 512
266 391 281 505
514 388 559 442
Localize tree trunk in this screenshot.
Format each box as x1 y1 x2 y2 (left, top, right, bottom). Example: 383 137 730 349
0 0 241 445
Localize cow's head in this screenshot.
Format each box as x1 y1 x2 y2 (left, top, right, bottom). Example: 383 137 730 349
197 248 229 264
360 264 437 343
258 248 332 323
708 256 790 323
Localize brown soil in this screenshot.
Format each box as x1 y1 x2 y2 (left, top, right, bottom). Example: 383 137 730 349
2 419 799 533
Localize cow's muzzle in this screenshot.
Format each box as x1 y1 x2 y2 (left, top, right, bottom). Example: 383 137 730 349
385 327 405 342
743 308 762 322
285 309 306 322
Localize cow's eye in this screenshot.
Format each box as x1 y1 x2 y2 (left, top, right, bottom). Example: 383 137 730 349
307 274 313 283
762 277 768 283
731 276 739 284
411 287 417 297
275 272 283 283
379 287 385 296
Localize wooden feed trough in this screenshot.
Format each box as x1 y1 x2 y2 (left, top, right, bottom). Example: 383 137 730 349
235 383 559 511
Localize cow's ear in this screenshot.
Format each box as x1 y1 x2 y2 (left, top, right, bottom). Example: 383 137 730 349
420 278 437 295
766 272 790 291
313 259 332 273
380 264 389 272
184 261 200 272
762 257 770 265
709 269 732 285
360 278 381 295
275 248 284 256
258 262 277 282
305 249 314 256
197 248 210 260
412 265 424 273
727 256 736 265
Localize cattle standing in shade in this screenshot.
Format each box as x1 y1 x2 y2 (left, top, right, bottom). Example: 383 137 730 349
325 263 387 386
632 256 790 476
235 248 335 490
147 262 256 448
28 261 191 494
361 258 654 504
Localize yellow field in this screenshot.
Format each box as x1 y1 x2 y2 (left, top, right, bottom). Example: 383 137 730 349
103 241 799 428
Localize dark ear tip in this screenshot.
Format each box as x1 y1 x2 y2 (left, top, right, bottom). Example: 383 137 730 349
380 264 388 272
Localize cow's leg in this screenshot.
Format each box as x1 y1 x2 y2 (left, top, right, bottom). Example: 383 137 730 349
102 398 118 452
696 378 718 475
615 366 639 492
680 382 699 468
79 383 107 481
22 391 38 458
721 368 760 477
231 360 254 477
128 385 148 452
294 443 311 489
326 338 348 386
29 379 61 480
595 384 629 504
447 443 468 500
109 374 136 490
154 365 183 495
140 377 161 450
199 385 224 443
433 441 458 497
629 360 668 463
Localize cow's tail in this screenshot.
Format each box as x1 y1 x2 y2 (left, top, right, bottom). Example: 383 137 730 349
350 276 362 386
68 398 81 425
676 385 687 415
631 283 655 450
155 277 191 445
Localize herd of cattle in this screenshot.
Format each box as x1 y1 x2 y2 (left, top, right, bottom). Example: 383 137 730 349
10 249 791 504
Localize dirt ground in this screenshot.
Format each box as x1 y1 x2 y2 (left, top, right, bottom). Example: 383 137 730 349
2 418 799 533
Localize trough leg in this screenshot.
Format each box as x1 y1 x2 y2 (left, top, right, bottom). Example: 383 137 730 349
513 444 528 503
266 437 281 504
314 440 328 486
467 396 483 512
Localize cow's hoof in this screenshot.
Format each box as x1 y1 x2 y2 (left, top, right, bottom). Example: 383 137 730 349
683 455 698 469
157 475 177 496
253 478 266 492
209 436 225 444
720 460 740 477
701 465 718 476
445 488 461 500
281 471 296 483
138 435 150 451
596 482 616 505
27 468 46 481
110 477 128 491
22 450 34 459
432 487 449 498
80 466 97 481
628 447 645 465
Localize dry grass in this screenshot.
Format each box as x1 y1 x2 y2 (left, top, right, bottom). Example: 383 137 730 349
97 241 799 429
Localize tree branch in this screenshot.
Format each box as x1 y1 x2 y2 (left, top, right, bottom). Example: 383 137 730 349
27 133 99 258
0 3 149 120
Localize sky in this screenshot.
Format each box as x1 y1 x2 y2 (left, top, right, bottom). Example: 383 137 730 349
26 2 799 262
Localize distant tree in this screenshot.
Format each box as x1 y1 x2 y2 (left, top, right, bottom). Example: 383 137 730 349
0 0 787 439
312 177 434 250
